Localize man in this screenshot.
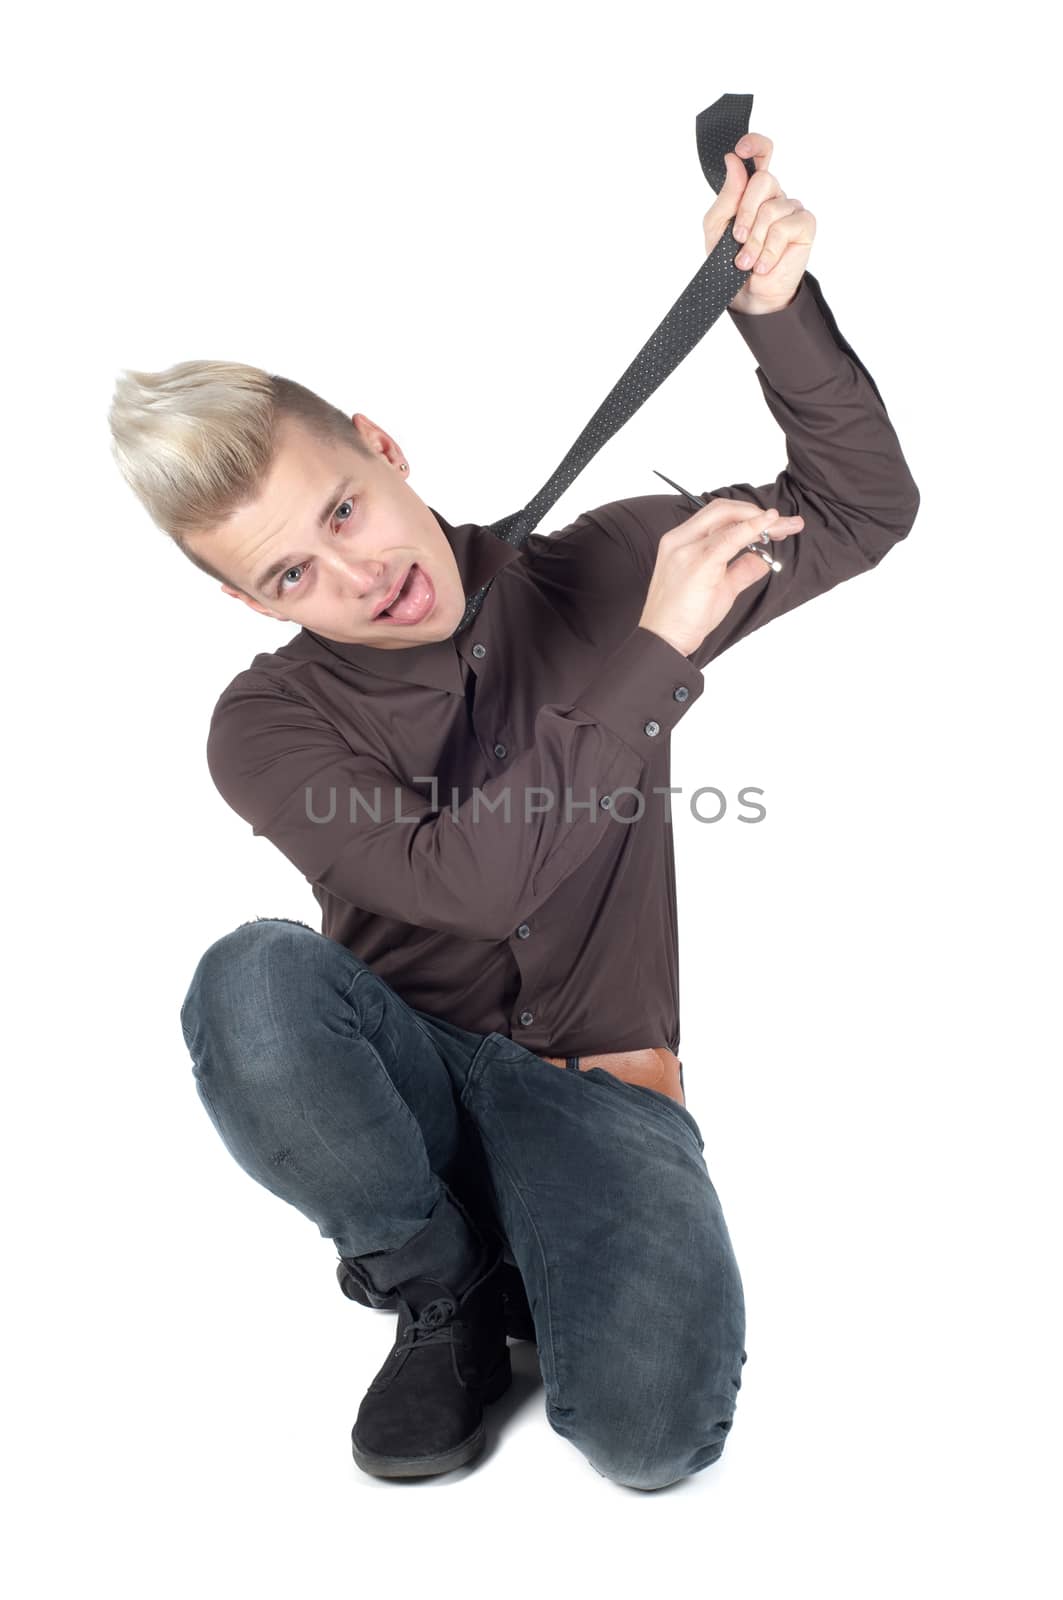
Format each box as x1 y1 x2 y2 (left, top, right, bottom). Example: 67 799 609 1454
109 131 919 1489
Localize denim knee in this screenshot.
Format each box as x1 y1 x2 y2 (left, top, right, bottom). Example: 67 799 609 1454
548 1338 747 1492
178 915 365 1059
563 1405 734 1491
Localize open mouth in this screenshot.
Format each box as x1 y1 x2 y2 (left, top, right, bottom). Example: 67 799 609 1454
373 563 435 625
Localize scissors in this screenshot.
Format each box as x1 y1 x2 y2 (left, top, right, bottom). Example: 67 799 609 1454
652 469 783 572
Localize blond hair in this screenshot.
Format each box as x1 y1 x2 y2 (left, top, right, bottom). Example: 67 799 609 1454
107 361 375 595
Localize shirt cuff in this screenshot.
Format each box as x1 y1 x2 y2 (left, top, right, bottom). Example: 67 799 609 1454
726 269 844 391
572 624 704 751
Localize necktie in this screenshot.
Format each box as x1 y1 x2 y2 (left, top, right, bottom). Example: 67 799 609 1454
453 91 758 637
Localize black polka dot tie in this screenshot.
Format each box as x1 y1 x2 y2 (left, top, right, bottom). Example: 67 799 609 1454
452 92 758 636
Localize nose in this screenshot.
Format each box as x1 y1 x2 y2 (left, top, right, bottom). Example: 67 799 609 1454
322 550 387 601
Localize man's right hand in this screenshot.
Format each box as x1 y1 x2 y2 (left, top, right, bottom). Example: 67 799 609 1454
638 497 804 657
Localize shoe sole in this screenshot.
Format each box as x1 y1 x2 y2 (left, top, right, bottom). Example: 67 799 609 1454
351 1350 512 1479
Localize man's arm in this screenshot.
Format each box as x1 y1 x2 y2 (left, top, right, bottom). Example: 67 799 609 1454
575 270 920 671
205 624 703 941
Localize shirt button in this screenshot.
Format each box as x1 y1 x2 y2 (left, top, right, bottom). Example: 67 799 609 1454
516 923 531 938
644 720 661 737
493 742 507 759
673 686 689 702
518 1010 534 1026
472 643 487 659
600 794 613 809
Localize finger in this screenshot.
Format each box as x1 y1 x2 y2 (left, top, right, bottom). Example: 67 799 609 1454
704 151 750 229
735 132 774 170
705 496 803 539
670 498 773 546
703 513 791 578
708 510 800 568
743 206 813 275
720 549 778 599
699 509 802 572
732 170 785 243
735 196 804 268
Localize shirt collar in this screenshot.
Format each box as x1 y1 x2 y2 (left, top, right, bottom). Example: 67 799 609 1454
298 507 526 694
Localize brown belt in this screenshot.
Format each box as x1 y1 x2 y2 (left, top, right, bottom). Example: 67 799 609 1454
539 1046 685 1106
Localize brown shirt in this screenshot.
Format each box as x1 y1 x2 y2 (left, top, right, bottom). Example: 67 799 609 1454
205 271 919 1057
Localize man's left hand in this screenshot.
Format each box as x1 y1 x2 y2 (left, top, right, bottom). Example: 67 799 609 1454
702 132 817 315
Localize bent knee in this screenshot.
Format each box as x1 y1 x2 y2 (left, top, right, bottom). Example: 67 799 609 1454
548 1348 744 1491
573 1412 733 1490
599 1442 727 1491
179 916 347 1045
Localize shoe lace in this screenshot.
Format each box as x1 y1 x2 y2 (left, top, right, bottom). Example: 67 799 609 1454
397 1294 460 1351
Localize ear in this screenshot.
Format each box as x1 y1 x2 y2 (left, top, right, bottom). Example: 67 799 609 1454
352 412 401 465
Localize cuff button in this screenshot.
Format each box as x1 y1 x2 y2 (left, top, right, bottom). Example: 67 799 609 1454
644 720 661 737
673 686 690 702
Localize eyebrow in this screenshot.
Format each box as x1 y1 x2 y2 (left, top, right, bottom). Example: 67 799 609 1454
253 477 355 594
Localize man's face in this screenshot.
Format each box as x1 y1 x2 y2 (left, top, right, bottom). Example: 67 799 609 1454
188 413 467 648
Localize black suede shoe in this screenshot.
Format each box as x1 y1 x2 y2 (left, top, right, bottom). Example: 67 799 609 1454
348 1235 512 1479
337 1254 537 1345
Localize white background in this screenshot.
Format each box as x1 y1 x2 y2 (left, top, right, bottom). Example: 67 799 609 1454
4 1 1058 1595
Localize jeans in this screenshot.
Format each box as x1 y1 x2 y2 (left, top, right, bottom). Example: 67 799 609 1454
179 916 748 1491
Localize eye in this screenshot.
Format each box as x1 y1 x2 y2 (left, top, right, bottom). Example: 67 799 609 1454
276 563 308 595
275 498 357 595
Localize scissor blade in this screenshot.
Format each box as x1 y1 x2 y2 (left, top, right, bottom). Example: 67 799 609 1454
651 468 705 508
653 468 784 573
